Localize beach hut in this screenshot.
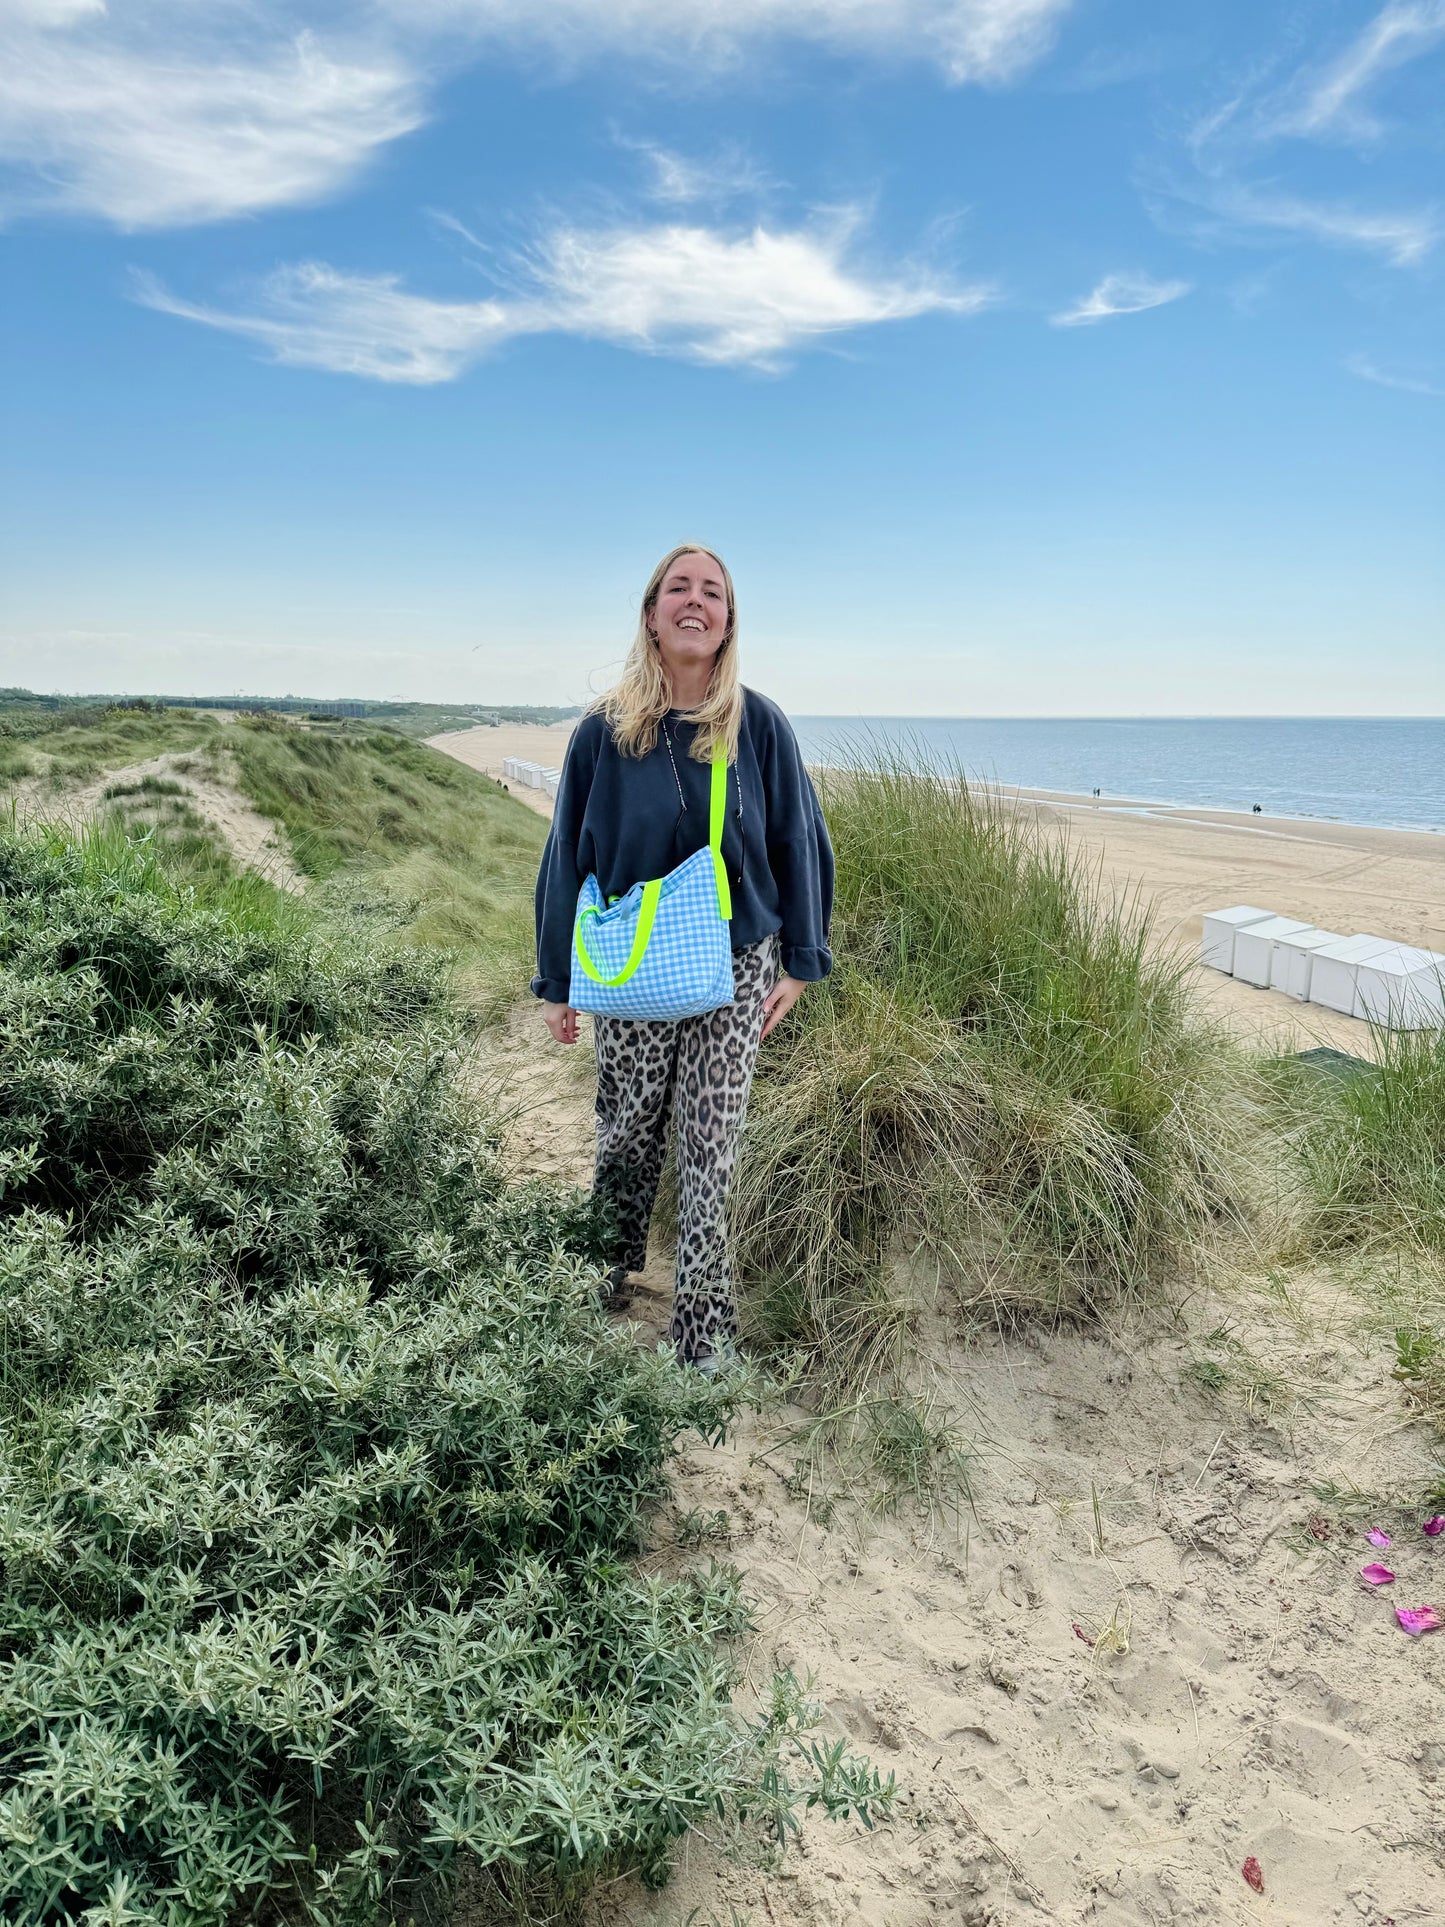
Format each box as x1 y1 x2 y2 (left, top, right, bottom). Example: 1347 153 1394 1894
542 768 561 799
1354 945 1445 1030
1199 906 1274 975
1268 927 1346 1002
1232 916 1315 989
1307 935 1398 1018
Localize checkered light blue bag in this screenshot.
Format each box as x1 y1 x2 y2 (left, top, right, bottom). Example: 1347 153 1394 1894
569 740 735 1021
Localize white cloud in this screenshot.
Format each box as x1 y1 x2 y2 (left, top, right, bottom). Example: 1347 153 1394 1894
1285 1 1445 140
134 264 517 383
136 215 987 380
0 23 423 227
1345 353 1444 397
1205 181 1439 266
386 0 1072 85
1151 6 1442 268
1142 163 1440 267
622 140 775 207
0 0 1067 232
1051 271 1190 326
529 217 987 362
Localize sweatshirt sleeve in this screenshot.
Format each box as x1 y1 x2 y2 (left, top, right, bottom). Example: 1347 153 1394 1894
763 715 835 982
530 726 595 1003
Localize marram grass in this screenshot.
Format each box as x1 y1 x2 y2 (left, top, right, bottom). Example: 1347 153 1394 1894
733 754 1248 1378
1291 1020 1445 1255
0 827 889 1926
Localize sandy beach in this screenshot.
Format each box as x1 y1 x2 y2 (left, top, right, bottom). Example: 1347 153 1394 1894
431 722 1445 1055
456 868 1445 1927
427 722 574 820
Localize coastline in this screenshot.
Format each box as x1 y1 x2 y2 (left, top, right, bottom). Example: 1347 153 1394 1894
430 723 1445 1055
788 715 1445 839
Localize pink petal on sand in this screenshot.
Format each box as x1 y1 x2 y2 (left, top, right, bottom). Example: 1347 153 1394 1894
1396 1605 1443 1637
1423 1516 1445 1537
1366 1528 1392 1548
1360 1564 1396 1585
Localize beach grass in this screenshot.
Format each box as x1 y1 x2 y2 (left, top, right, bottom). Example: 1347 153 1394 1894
732 752 1250 1380
0 701 222 786
1292 1023 1445 1255
229 715 546 1013
1285 1025 1445 1442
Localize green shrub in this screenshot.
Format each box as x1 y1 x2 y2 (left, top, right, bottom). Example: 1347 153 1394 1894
734 757 1245 1377
0 829 887 1925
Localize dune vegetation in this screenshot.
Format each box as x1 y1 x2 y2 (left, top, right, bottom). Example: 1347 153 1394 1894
1283 1026 1445 1445
0 698 222 787
730 755 1251 1383
228 716 548 1014
1 701 548 1020
0 824 889 1926
1291 1023 1445 1256
6 697 1443 1922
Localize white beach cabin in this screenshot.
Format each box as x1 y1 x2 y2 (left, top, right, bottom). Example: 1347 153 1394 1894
1354 945 1445 1030
1199 906 1275 975
541 768 561 800
1269 927 1346 1002
1232 916 1315 989
1307 935 1399 1018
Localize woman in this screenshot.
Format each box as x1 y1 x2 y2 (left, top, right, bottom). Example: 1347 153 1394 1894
532 544 834 1373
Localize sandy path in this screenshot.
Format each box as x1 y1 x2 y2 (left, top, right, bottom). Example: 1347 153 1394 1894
466 1009 1445 1927
429 725 1445 1056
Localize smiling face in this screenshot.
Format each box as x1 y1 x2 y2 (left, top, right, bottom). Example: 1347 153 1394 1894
647 550 731 684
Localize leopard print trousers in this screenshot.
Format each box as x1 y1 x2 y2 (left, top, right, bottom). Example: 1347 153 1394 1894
592 934 780 1365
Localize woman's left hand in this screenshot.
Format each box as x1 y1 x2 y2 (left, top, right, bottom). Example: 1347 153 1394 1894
760 973 807 1041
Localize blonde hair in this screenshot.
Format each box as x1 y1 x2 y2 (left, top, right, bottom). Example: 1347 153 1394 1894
593 543 744 762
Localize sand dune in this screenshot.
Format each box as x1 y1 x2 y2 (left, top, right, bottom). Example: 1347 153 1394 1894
463 989 1445 1927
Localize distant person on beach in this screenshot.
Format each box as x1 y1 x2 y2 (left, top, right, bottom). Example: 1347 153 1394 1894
531 544 834 1374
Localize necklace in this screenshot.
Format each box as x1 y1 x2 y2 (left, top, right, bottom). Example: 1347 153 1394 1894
661 719 688 812
661 719 744 882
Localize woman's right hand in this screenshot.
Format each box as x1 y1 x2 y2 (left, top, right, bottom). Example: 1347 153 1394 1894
543 1002 579 1045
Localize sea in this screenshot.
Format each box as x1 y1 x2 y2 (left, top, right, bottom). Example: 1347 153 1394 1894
787 717 1445 836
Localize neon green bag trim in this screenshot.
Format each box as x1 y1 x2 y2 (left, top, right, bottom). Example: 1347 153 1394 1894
574 738 731 986
576 877 662 986
709 743 733 922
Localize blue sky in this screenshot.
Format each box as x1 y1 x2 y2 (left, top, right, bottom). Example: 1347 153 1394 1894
1 0 1441 715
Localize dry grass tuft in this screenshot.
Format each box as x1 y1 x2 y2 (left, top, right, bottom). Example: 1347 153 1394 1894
733 753 1253 1384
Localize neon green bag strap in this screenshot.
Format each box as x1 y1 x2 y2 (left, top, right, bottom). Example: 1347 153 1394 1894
709 739 733 922
576 878 663 985
574 740 731 986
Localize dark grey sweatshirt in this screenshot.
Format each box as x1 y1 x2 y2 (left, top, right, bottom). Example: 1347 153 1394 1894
531 687 834 1004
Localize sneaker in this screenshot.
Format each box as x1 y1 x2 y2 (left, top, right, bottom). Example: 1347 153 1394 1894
599 1266 634 1311
682 1341 741 1379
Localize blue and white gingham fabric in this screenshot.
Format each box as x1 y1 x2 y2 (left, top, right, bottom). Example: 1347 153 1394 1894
569 845 735 1021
